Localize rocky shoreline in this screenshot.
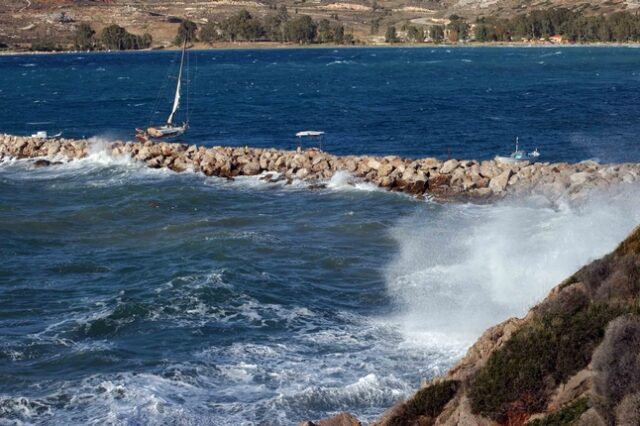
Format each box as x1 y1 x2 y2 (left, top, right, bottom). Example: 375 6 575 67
1 134 639 201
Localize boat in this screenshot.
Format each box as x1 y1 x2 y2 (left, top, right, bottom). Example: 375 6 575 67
31 131 62 140
495 137 540 164
136 41 189 142
295 130 325 151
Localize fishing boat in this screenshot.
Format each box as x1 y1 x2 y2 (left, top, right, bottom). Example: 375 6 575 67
495 137 540 164
136 42 188 142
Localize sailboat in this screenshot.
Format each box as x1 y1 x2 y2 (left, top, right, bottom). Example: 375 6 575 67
136 41 188 142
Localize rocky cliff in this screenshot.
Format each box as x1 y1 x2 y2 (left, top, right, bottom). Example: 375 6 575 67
349 225 640 425
1 134 639 202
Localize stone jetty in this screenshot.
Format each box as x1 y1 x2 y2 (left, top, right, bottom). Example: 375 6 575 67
1 134 639 201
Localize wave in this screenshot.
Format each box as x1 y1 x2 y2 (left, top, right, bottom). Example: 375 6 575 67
385 185 640 341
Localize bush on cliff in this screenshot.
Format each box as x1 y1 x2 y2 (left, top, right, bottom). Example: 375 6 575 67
592 315 640 419
406 380 460 419
468 299 623 422
383 380 460 425
525 398 589 426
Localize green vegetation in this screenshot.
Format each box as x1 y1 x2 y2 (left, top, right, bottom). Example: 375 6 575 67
100 24 152 50
405 26 424 43
447 15 470 42
198 9 352 45
469 299 624 422
385 26 398 43
474 9 640 42
175 20 198 45
429 25 445 43
526 398 589 426
406 380 460 418
74 23 96 51
284 15 317 44
30 40 66 52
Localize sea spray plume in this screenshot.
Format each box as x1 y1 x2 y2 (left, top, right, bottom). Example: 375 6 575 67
384 185 640 341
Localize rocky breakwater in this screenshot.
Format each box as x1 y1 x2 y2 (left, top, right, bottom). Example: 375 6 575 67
1 134 639 200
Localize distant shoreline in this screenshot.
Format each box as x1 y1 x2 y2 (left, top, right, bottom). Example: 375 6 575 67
1 41 640 56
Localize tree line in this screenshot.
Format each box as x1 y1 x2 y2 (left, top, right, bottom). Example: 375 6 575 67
70 23 152 51
474 9 640 43
383 17 465 44
175 8 354 45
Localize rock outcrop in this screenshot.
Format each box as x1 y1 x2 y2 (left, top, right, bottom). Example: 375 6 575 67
1 134 639 202
357 225 640 426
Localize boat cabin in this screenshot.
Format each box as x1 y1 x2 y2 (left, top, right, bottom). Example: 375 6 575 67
296 130 325 151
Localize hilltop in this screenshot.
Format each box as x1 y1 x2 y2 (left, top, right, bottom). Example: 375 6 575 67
1 0 639 49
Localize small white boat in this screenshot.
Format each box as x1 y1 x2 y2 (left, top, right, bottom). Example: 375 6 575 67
136 41 188 142
31 131 62 140
495 137 540 164
296 130 325 151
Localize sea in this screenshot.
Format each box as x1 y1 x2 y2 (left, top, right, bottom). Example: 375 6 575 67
1 47 640 425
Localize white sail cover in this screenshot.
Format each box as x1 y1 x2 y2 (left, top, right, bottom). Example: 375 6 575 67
167 44 186 125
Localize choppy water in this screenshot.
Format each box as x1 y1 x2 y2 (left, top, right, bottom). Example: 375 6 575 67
1 48 640 425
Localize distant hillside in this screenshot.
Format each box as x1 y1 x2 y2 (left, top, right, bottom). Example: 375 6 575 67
1 0 639 49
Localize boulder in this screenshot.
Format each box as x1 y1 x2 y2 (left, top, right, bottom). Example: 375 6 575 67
367 158 381 171
570 172 591 186
441 159 459 174
33 159 51 168
489 170 512 193
299 412 361 426
242 161 261 176
378 162 394 177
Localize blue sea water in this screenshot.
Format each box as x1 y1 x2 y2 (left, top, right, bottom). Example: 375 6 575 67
1 47 640 425
1 47 640 161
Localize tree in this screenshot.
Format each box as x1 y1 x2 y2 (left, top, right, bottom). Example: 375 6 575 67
334 25 345 44
74 23 95 51
318 19 334 43
264 15 286 42
284 15 317 44
101 24 127 50
385 25 398 43
429 25 444 42
406 26 424 43
175 20 198 45
200 21 222 44
221 10 265 42
100 24 151 50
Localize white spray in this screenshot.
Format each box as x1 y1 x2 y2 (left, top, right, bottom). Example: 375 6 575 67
385 185 640 343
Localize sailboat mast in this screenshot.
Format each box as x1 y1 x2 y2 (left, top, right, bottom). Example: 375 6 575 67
167 40 186 126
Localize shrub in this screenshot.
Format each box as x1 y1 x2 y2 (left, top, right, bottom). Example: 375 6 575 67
385 26 398 43
382 380 460 425
30 40 65 52
469 303 623 422
406 380 460 418
74 23 95 50
100 25 151 50
592 316 640 408
526 398 589 426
